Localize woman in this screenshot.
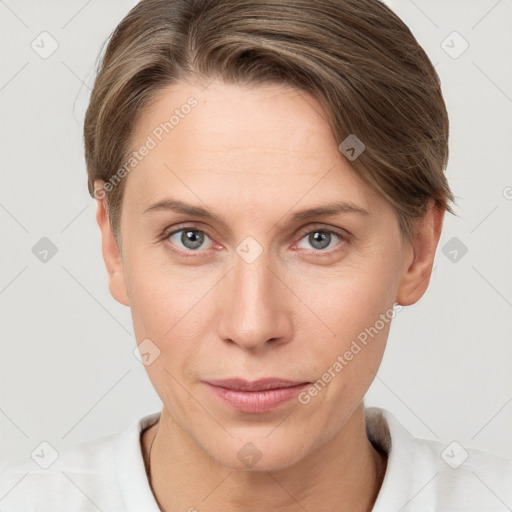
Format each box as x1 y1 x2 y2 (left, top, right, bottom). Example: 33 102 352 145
1 0 511 510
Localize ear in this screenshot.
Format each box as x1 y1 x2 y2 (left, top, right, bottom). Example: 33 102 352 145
396 199 445 306
94 181 130 307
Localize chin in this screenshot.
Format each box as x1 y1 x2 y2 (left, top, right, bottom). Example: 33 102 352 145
201 431 315 472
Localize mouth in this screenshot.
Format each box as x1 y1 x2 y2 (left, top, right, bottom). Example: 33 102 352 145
203 378 311 414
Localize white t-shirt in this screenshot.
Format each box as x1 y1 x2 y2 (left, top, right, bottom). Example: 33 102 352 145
1 406 511 511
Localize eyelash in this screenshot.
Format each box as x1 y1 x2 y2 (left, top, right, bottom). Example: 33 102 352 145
160 224 350 257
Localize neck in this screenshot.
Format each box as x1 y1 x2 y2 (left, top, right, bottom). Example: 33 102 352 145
142 403 387 512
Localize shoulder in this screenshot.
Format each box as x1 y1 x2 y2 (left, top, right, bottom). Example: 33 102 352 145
0 411 161 512
418 435 512 507
0 431 123 512
366 407 512 511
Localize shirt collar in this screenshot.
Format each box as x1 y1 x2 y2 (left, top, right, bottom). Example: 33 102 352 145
366 406 437 511
116 410 162 512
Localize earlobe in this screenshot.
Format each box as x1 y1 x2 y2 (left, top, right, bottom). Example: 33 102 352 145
94 184 130 307
395 200 445 306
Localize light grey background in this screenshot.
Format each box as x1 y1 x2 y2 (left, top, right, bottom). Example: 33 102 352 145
1 0 511 467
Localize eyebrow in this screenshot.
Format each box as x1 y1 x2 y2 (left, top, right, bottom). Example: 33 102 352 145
143 199 370 222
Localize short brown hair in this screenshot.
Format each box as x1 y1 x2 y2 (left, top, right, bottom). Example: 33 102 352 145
84 0 455 248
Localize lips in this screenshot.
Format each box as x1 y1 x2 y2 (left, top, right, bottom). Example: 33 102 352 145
205 378 309 392
203 378 311 414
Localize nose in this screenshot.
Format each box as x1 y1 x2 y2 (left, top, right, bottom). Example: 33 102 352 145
216 251 293 352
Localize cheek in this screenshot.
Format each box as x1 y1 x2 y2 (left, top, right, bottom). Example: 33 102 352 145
125 256 218 368
291 244 402 386
125 264 209 406
297 252 401 340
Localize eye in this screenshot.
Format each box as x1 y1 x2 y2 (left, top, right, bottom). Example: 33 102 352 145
295 228 345 252
167 227 214 252
162 224 348 256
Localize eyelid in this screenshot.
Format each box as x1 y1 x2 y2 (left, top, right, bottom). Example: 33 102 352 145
294 223 352 243
162 223 213 240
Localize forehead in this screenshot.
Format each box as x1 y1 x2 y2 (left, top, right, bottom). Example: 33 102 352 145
133 80 336 161
123 79 377 212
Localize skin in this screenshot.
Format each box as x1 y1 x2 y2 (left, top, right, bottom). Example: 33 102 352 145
95 79 444 512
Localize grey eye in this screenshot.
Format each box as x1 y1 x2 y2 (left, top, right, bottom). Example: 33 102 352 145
297 230 341 251
169 229 213 251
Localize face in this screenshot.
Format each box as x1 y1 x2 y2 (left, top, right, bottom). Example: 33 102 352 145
96 79 441 471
